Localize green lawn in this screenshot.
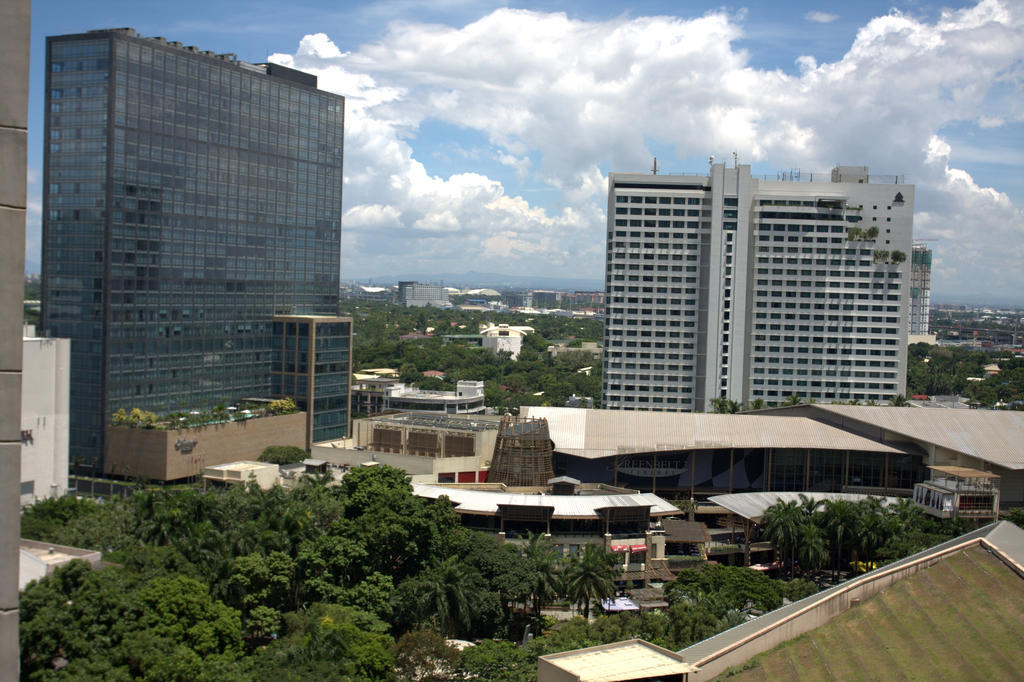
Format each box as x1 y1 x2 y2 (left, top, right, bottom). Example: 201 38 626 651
718 547 1024 681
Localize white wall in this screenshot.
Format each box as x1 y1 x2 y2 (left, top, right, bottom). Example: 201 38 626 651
20 337 70 506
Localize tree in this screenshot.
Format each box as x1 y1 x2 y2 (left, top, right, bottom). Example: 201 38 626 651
393 630 459 682
783 394 803 406
795 522 827 574
762 500 803 576
413 556 484 637
522 532 561 618
267 398 298 415
258 445 308 465
711 398 740 414
458 639 536 681
744 398 767 411
564 544 618 619
822 499 861 580
888 394 909 407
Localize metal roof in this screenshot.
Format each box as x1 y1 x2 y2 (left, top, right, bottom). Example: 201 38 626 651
803 404 1024 470
708 492 899 523
521 407 903 458
412 483 679 519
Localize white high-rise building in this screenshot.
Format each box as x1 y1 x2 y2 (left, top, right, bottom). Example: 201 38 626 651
20 330 70 506
603 164 913 411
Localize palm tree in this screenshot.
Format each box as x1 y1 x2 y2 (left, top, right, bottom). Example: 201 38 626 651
762 500 803 576
711 398 740 414
796 523 827 574
418 556 480 637
783 394 803 406
522 532 561 618
889 394 909 407
564 544 618 619
745 398 767 411
823 500 861 580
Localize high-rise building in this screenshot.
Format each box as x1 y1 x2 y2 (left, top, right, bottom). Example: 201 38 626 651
603 164 913 411
271 315 352 447
42 29 345 467
909 243 932 335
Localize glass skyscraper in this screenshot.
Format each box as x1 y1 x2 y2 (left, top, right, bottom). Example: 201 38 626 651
42 29 345 468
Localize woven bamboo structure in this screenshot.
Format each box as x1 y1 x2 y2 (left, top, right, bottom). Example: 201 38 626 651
488 415 554 487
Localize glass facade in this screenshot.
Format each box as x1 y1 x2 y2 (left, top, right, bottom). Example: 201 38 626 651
271 316 351 445
42 30 344 466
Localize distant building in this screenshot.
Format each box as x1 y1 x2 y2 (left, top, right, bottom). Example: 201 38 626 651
398 281 449 307
548 340 603 361
909 243 933 335
351 378 485 417
503 292 533 308
20 329 70 506
480 323 534 359
532 290 562 308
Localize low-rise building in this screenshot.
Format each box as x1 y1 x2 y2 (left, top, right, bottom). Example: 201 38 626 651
202 461 280 490
351 379 486 417
105 409 306 482
20 539 102 591
316 412 501 482
412 478 678 566
480 323 534 359
538 639 696 682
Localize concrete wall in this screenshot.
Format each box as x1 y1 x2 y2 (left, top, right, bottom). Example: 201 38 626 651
21 337 70 505
105 412 306 481
689 536 986 680
0 0 30 673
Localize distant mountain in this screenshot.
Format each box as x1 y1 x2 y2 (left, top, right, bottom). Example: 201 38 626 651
353 270 604 291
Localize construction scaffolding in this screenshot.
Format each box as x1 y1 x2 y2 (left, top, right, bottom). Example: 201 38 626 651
488 415 555 487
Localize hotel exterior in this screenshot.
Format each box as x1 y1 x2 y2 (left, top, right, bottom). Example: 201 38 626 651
603 164 913 411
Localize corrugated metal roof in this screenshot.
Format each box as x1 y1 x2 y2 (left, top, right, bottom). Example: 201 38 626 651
806 404 1024 470
709 492 899 523
412 483 679 519
522 407 903 458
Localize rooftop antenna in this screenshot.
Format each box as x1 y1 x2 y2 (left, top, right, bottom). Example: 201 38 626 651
709 155 715 169
651 157 658 175
733 151 738 168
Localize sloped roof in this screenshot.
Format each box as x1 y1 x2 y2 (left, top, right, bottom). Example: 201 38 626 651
803 404 1024 470
709 492 898 523
679 521 1024 671
521 407 903 459
662 519 711 544
412 483 679 519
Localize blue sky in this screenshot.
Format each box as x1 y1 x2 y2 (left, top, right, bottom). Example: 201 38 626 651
27 0 1024 302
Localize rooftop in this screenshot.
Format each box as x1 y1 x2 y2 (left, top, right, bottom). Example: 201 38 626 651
716 543 1024 680
412 483 679 519
521 407 904 459
799 404 1024 470
539 639 696 681
709 492 899 523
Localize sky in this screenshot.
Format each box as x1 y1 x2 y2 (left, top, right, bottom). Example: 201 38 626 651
26 0 1024 303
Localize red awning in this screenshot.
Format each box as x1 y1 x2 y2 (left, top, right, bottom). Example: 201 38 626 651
630 544 647 553
611 544 629 552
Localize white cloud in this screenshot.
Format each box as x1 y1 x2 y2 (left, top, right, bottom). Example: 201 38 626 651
265 1 1023 298
805 11 839 24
